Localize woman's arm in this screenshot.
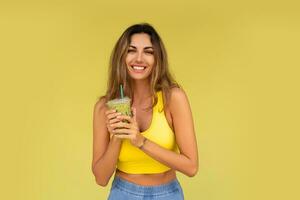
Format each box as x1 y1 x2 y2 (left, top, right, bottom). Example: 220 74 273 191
142 88 198 176
114 88 199 177
91 99 122 186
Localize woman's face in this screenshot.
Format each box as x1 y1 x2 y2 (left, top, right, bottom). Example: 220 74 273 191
125 33 155 81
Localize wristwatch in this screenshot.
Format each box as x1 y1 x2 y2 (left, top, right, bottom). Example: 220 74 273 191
138 137 147 149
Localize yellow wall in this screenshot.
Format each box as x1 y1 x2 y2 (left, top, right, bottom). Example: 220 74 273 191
1 0 299 199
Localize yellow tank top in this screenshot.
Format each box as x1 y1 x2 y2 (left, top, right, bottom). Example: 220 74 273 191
116 90 180 174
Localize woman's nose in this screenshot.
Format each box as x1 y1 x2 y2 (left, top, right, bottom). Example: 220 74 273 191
136 51 143 62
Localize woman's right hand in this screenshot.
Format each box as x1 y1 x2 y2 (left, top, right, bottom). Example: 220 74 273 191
105 109 122 136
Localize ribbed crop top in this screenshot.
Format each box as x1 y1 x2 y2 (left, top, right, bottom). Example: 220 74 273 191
116 90 180 174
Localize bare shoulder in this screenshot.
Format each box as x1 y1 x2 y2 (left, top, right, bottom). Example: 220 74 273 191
170 87 187 98
94 96 108 114
168 87 193 127
169 87 190 109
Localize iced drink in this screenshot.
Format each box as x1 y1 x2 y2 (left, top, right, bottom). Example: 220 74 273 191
106 97 132 117
106 84 132 134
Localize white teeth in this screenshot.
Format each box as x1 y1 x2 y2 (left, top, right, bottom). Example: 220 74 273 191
132 66 145 70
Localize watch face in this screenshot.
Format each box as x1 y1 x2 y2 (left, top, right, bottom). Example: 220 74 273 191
139 138 147 149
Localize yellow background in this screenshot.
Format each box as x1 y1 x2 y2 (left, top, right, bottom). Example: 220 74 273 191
1 0 299 199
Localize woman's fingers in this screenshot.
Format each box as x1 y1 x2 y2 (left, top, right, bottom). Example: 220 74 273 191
111 121 131 129
107 113 122 131
105 110 138 135
105 109 116 116
113 128 133 135
108 117 122 125
107 112 122 121
114 134 133 139
105 109 123 133
105 110 122 125
116 115 133 123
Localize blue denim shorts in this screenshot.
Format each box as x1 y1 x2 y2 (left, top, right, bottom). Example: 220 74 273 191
107 176 184 200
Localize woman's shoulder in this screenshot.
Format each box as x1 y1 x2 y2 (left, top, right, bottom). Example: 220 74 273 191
169 87 188 103
94 96 108 114
168 87 190 112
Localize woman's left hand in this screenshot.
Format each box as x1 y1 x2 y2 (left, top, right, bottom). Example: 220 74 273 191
112 107 145 148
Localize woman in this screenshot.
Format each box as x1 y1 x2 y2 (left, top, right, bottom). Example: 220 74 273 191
92 23 198 200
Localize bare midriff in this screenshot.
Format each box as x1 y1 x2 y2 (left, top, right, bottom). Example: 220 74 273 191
115 169 177 186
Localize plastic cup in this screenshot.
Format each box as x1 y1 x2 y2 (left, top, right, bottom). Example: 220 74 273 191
106 97 132 135
106 97 132 117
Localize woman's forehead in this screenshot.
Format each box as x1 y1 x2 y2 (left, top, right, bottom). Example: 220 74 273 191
130 33 152 47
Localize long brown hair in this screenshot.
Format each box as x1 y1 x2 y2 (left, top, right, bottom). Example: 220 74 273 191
99 23 180 111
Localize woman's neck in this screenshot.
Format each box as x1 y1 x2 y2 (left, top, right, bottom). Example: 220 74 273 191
131 79 152 104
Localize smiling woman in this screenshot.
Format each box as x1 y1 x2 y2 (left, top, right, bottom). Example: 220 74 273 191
126 33 155 78
92 23 198 200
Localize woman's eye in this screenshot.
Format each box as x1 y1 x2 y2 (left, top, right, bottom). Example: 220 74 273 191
128 49 135 53
145 51 154 54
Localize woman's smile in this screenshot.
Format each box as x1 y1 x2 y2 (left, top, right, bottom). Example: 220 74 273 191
130 65 148 73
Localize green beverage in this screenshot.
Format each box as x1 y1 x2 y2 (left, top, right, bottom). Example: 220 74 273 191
106 84 132 133
106 97 132 117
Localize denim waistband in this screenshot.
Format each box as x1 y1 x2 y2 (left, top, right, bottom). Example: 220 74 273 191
112 176 181 196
